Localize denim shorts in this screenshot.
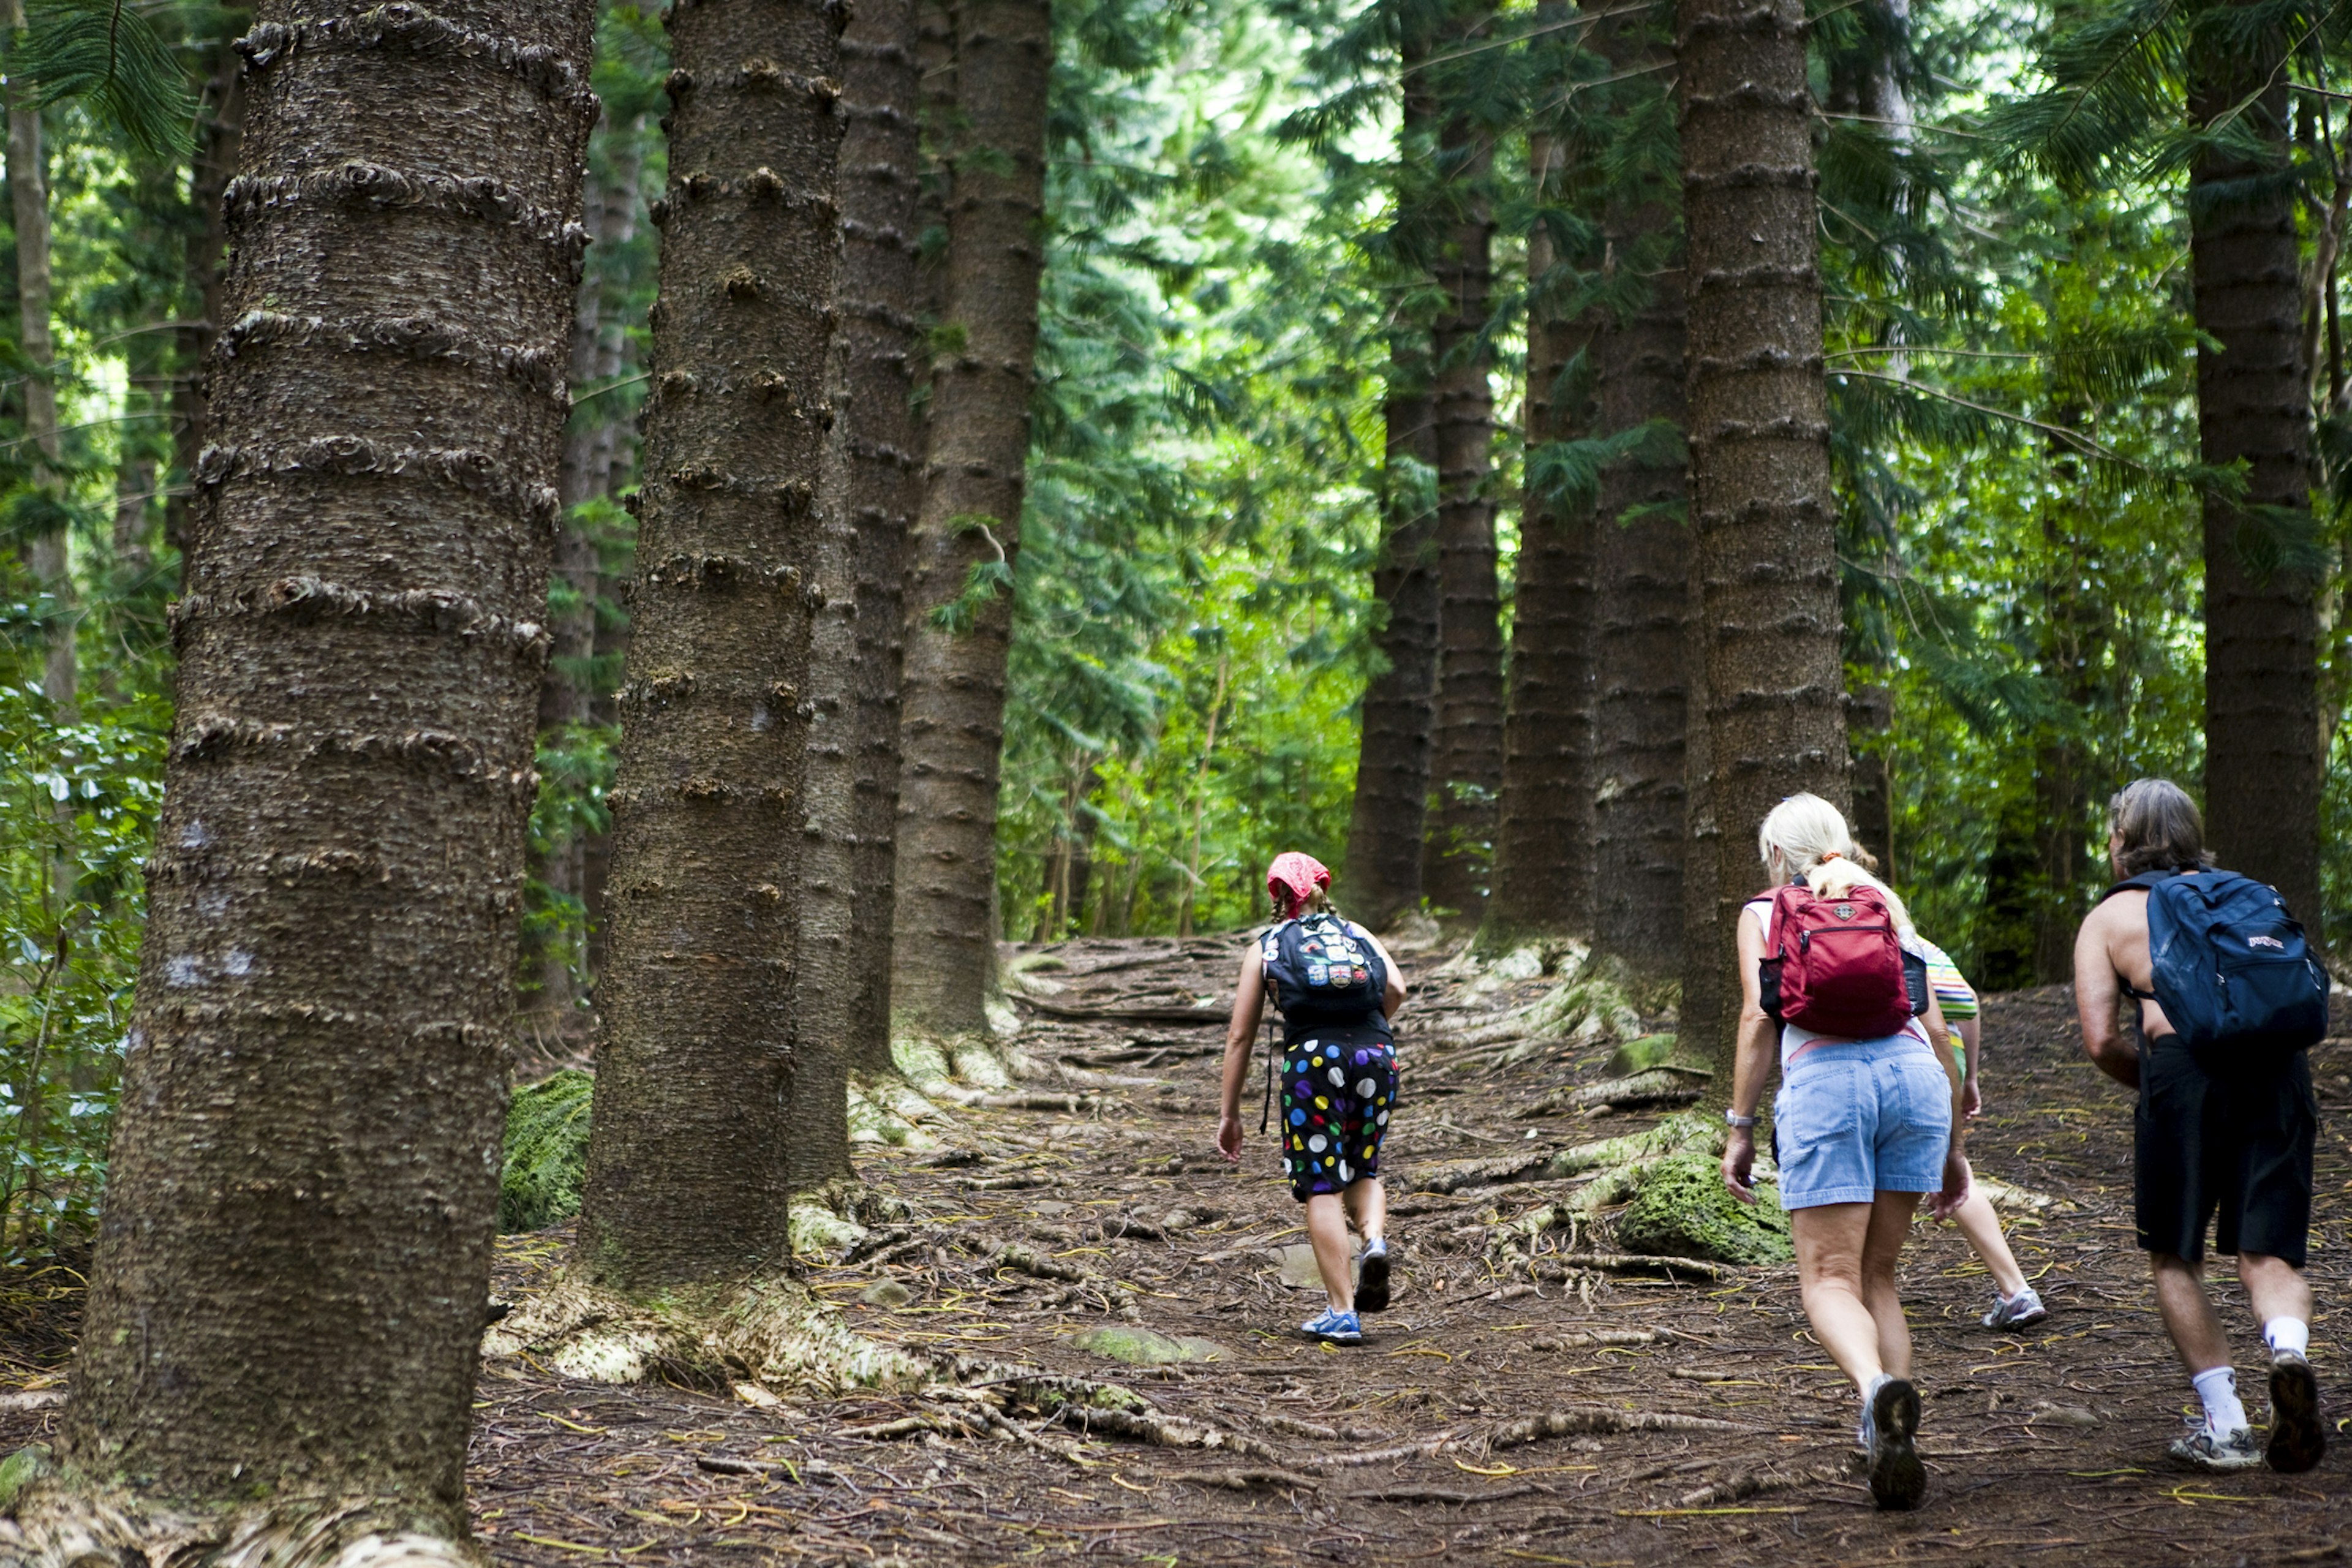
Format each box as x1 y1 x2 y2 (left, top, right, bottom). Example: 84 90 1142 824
1772 1039 1951 1210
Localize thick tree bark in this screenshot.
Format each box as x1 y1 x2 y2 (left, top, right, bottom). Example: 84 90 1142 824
1845 685 1893 870
167 25 247 562
1489 115 1596 944
1675 0 1842 1073
2190 42 2321 923
889 0 1051 1052
6 1 70 721
1340 15 1441 933
1421 15 1502 921
25 1 595 1549
804 0 922 1121
1591 208 1689 979
577 0 849 1292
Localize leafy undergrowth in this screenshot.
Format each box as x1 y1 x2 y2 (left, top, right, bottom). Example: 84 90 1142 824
500 1069 593 1234
2 944 2348 1566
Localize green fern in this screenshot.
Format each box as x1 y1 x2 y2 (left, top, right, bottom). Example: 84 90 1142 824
500 1068 594 1233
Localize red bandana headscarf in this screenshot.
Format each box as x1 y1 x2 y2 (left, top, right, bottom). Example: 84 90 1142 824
1265 851 1332 920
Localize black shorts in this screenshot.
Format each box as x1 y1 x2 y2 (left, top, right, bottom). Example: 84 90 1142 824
2135 1034 2316 1267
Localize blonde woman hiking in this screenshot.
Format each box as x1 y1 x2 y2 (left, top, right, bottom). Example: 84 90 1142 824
1721 794 1969 1510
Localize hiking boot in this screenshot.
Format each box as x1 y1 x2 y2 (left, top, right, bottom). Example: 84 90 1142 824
2266 1351 2326 1474
2168 1419 2262 1472
1981 1286 2049 1331
1865 1376 1926 1510
1355 1239 1392 1314
1300 1307 1362 1344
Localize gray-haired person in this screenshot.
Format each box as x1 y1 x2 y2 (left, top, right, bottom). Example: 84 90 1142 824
2072 779 2327 1473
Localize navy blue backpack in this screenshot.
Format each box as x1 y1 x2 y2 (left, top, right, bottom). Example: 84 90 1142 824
2102 869 2329 1061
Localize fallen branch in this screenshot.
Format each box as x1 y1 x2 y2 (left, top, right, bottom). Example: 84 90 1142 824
1489 1408 1758 1449
1015 997 1227 1025
1186 1468 1321 1492
1344 1483 1547 1506
1674 1463 1846 1509
1301 1436 1458 1470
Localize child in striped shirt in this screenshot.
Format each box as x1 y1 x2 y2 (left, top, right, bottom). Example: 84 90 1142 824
1915 936 2049 1330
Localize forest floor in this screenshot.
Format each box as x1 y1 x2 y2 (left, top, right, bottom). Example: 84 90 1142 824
4 930 2350 1566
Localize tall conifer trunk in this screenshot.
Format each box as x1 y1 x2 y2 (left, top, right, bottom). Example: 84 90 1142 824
7 0 70 722
2190 38 2321 922
1341 9 1441 932
807 0 922 1109
1591 175 1689 978
1421 2 1502 921
889 0 1052 1061
1675 0 1842 1072
11 4 597 1556
1490 107 1596 944
534 123 646 1026
578 0 849 1291
167 26 246 561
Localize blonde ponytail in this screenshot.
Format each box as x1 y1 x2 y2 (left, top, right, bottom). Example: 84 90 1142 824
1806 857 1915 941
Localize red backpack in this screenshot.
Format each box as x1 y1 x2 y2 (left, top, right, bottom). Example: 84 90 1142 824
1757 882 1916 1039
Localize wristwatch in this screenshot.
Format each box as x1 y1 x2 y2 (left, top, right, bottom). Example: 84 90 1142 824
1724 1110 1757 1129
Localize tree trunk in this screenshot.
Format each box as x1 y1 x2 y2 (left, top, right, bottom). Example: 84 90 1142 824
1489 108 1597 945
889 0 1052 1054
24 2 595 1551
817 0 922 1087
532 119 645 1024
7 0 70 721
1591 200 1690 980
576 0 849 1292
167 24 246 562
1339 11 1440 932
1421 13 1502 921
1676 0 1843 1074
1845 685 1893 872
2190 39 2321 923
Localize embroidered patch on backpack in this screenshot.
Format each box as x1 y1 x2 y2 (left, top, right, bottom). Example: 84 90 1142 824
1832 903 1856 921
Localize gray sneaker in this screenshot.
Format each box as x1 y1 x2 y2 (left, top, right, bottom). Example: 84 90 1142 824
2266 1351 2326 1474
2168 1419 2262 1472
1981 1287 2049 1330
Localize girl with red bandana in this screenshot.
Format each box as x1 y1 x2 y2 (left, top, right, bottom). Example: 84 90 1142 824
1216 853 1409 1343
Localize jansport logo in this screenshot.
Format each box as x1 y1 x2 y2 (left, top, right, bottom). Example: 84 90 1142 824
2247 933 2286 951
1832 904 1857 922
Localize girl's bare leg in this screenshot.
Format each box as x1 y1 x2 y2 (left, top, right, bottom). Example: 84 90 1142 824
1951 1189 2029 1299
1304 1193 1354 1313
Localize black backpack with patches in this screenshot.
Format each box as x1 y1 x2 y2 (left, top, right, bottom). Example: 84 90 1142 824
1259 912 1387 1031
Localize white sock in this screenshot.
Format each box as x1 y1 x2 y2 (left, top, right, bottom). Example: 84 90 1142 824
2192 1366 2246 1434
2264 1317 2310 1359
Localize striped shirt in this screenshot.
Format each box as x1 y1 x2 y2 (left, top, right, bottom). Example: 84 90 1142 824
1912 937 1978 1022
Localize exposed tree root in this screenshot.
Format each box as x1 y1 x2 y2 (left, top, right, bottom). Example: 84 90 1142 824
1300 1438 1458 1470
845 1074 943 1150
1542 1066 1708 1114
786 1178 916 1262
0 1478 477 1568
1054 1403 1280 1460
483 1272 927 1393
987 1243 1139 1319
1973 1173 2075 1214
1487 1407 1758 1449
1186 1468 1321 1493
1436 957 1643 1052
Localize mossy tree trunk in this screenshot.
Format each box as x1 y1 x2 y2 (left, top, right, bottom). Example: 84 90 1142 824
889 0 1052 1060
18 3 596 1556
578 0 849 1292
806 0 923 1119
1675 0 1843 1075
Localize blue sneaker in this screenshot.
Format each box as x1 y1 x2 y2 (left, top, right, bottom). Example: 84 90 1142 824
1300 1307 1362 1344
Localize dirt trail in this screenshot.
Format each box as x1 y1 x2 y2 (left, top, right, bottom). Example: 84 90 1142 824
4 934 2348 1566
